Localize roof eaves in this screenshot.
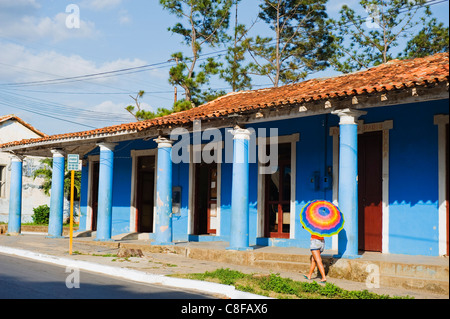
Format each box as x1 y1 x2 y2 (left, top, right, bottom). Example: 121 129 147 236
0 128 139 152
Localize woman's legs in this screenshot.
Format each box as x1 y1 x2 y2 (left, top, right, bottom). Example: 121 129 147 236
306 254 316 279
311 249 326 281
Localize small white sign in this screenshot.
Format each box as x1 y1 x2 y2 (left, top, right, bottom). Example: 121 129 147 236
67 154 80 171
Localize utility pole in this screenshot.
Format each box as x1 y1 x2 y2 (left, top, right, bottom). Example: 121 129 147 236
168 57 179 104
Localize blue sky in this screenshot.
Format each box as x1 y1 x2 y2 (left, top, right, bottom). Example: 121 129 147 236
0 0 448 135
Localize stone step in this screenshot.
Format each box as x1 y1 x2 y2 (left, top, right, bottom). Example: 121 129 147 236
253 251 313 264
328 258 449 283
378 261 449 281
254 252 448 281
251 260 311 274
380 275 449 295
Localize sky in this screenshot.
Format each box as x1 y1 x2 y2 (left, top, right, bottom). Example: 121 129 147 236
0 0 448 136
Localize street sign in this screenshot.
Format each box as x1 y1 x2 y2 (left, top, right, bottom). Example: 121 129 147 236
69 170 75 255
67 154 80 171
67 154 79 255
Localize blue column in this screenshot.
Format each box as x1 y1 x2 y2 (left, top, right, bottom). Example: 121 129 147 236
152 137 174 245
228 128 253 251
48 149 65 238
7 155 23 235
95 143 117 241
332 109 366 258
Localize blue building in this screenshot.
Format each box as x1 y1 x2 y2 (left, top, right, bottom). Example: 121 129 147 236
2 53 448 257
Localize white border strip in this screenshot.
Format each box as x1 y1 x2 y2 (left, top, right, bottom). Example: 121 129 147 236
434 114 449 256
0 246 269 299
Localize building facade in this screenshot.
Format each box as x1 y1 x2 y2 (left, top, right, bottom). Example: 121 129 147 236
0 115 49 224
1 53 448 256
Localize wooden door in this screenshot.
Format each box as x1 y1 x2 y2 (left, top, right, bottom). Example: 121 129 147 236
136 156 155 233
264 143 291 238
207 166 218 234
194 162 217 235
358 131 383 252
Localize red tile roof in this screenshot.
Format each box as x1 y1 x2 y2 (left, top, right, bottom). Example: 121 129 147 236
1 52 448 150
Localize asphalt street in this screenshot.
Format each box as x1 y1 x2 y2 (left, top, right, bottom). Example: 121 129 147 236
0 253 212 299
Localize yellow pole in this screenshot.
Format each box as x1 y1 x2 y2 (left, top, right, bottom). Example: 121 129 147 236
69 170 74 255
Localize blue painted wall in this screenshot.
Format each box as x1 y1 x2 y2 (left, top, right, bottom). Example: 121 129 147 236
79 98 448 256
78 164 89 232
367 99 448 255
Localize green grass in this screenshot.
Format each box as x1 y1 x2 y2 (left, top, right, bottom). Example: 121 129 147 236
92 253 117 257
171 268 413 299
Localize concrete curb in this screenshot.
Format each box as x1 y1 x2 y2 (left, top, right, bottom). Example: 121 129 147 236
0 245 271 299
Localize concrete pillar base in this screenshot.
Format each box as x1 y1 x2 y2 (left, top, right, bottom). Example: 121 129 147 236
151 242 175 246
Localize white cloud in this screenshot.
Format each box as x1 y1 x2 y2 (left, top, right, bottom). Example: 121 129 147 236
91 100 136 117
82 0 123 10
0 2 98 42
0 42 148 84
0 0 40 12
89 100 157 124
119 9 131 25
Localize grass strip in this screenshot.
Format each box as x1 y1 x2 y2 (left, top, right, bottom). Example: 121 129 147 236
171 268 413 299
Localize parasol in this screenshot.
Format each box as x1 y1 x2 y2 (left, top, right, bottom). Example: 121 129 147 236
300 200 344 237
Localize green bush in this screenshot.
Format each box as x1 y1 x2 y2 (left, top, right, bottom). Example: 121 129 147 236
202 268 246 285
32 204 50 225
259 274 297 294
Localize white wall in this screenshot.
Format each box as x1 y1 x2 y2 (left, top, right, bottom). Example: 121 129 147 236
0 119 50 223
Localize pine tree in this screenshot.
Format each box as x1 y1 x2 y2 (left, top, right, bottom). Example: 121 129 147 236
330 0 432 73
245 0 333 87
160 0 233 106
399 17 449 59
220 0 252 92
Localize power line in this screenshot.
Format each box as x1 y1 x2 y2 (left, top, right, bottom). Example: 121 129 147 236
0 89 135 122
0 61 171 87
2 88 135 95
0 100 97 129
0 52 228 88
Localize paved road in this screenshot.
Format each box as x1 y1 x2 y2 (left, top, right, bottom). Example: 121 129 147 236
0 253 212 299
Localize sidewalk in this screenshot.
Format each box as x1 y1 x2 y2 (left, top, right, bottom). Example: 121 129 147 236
0 232 448 299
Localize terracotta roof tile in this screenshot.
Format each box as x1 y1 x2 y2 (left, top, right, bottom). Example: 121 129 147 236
1 52 448 150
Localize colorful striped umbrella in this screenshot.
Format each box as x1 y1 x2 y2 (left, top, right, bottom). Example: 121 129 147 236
300 200 344 237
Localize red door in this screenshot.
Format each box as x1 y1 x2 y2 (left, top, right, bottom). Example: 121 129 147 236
358 131 383 252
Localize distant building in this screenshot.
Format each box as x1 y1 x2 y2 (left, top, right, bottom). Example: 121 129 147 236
0 115 49 223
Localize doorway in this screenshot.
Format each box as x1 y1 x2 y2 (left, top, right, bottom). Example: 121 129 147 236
194 162 218 235
90 161 99 231
358 131 383 252
264 143 292 238
136 156 155 233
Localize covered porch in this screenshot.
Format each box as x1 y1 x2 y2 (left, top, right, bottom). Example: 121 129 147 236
1 53 448 257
